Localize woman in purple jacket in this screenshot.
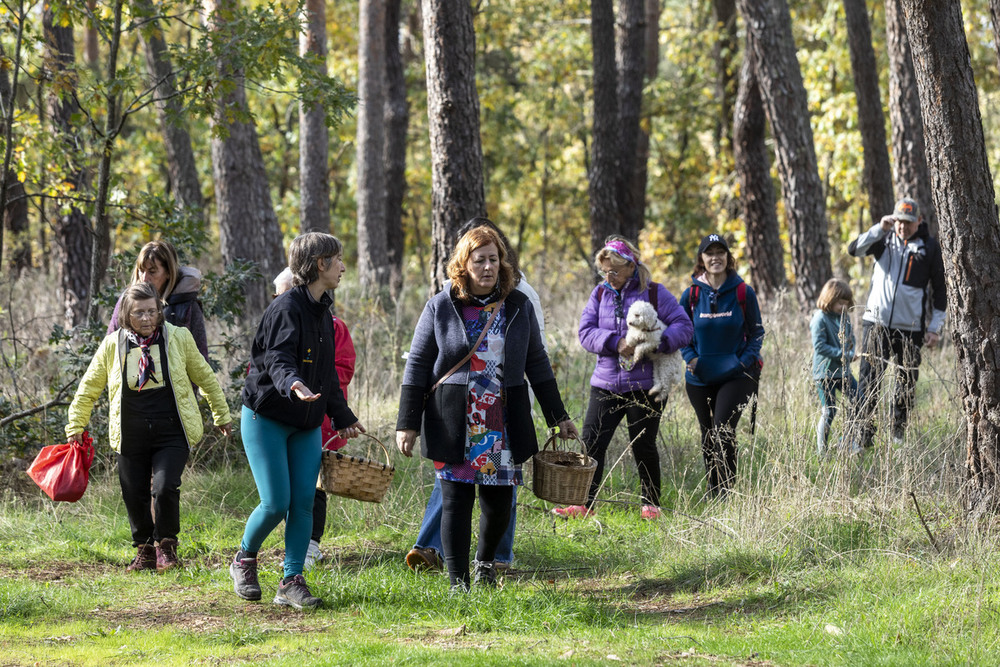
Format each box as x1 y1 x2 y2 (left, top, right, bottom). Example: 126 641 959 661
553 236 693 520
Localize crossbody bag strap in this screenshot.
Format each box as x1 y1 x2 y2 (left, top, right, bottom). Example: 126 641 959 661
429 298 505 394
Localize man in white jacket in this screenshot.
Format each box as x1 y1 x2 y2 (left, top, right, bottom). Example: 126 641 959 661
846 197 947 450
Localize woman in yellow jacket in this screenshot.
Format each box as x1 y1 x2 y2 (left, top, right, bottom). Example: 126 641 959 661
66 282 232 573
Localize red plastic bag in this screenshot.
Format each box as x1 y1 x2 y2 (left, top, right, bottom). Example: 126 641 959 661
26 431 95 502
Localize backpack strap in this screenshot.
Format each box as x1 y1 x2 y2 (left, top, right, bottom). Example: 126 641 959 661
687 285 699 319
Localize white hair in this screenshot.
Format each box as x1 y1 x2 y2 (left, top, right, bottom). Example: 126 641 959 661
273 267 294 295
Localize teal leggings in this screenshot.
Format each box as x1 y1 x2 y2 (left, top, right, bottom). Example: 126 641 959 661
240 405 321 578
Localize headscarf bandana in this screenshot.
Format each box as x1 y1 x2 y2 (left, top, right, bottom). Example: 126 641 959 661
125 328 160 391
603 240 638 266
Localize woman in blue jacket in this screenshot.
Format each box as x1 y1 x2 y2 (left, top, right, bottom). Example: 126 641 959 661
680 234 764 497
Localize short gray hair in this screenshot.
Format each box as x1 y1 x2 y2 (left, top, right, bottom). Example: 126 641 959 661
288 233 343 286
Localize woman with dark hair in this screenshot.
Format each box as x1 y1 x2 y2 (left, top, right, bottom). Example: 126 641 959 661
108 240 210 363
229 232 364 610
396 226 578 591
553 235 692 520
680 234 765 497
66 282 231 572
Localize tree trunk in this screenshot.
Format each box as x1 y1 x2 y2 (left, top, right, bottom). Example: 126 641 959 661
899 0 1000 517
629 0 660 256
990 0 1000 73
383 0 408 297
205 0 286 316
1 13 31 274
843 0 894 222
733 51 786 302
885 0 937 235
135 0 205 215
588 0 621 259
712 0 738 158
737 0 832 307
616 0 645 243
299 0 329 233
421 0 486 288
43 7 92 327
357 0 390 295
86 0 124 324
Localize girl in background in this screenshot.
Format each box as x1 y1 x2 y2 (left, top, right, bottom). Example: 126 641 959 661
810 279 857 455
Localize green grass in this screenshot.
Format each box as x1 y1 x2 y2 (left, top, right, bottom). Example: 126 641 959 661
2 283 996 664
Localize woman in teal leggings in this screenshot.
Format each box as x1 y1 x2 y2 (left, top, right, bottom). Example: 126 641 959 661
229 233 364 610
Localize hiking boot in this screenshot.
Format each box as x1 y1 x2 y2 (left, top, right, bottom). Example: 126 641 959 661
273 574 321 609
640 505 662 520
126 544 157 573
230 554 262 601
156 538 180 572
551 505 594 519
303 539 324 570
405 547 443 571
472 559 497 588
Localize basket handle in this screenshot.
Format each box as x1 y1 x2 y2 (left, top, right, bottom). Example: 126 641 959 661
328 432 391 467
541 432 587 457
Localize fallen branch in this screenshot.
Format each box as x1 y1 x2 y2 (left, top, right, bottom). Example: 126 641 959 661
910 490 942 554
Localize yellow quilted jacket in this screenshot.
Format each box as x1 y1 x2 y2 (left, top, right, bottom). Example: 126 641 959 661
65 323 231 452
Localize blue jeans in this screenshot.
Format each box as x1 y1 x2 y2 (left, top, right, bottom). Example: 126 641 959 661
414 476 516 564
816 375 858 453
239 406 321 578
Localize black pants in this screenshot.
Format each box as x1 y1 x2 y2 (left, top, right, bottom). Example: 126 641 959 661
581 388 664 507
118 413 188 546
685 373 758 497
852 323 923 446
311 489 327 543
440 479 512 587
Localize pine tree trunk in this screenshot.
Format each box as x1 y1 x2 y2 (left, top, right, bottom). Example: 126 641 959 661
899 0 1000 516
733 51 786 302
737 0 832 307
712 0 738 158
421 0 485 288
383 0 408 297
135 0 204 214
885 0 937 235
1 43 31 274
205 0 286 316
588 0 621 260
43 8 92 327
843 0 894 221
629 0 660 256
616 0 645 243
299 0 329 233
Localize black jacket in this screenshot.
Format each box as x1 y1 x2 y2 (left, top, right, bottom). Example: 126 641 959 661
396 288 568 465
243 285 357 430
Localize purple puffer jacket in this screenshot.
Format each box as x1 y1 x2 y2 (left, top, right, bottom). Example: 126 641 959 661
579 277 694 394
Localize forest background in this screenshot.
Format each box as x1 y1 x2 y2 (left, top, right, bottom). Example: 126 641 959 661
3 0 1000 664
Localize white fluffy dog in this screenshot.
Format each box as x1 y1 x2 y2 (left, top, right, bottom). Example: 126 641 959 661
625 300 685 401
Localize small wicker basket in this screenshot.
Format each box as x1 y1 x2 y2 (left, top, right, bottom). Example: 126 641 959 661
530 434 597 506
319 433 395 503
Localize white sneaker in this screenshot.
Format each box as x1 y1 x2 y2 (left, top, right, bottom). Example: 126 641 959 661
303 539 324 570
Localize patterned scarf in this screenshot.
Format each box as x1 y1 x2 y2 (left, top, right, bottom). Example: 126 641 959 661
125 328 160 391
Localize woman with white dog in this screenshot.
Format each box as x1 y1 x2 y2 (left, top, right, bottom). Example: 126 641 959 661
553 236 692 520
679 234 764 498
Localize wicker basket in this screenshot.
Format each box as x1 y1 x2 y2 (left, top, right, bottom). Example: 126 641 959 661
531 434 596 505
319 433 395 503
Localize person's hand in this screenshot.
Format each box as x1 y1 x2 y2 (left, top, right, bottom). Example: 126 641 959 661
880 215 895 232
338 421 365 439
687 357 698 373
555 420 579 440
216 423 232 437
925 331 941 349
617 338 635 358
67 432 83 445
396 429 417 457
290 380 321 402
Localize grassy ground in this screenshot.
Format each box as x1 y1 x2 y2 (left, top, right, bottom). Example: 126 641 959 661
2 276 997 665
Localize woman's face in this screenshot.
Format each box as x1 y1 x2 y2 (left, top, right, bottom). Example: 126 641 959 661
139 259 169 295
129 297 161 337
701 245 729 277
466 243 499 295
599 259 631 291
317 254 346 290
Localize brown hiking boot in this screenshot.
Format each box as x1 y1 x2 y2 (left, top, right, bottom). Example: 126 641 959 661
126 544 157 573
156 538 180 572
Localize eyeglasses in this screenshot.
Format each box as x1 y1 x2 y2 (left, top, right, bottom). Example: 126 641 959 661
131 309 159 320
600 269 619 278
